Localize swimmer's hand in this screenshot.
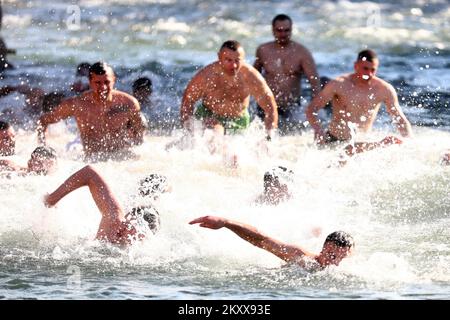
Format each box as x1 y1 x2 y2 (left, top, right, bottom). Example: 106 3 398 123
265 129 277 142
189 216 226 230
43 193 57 208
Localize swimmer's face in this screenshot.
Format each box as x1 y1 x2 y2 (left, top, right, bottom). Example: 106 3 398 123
321 242 352 266
27 154 57 175
354 59 379 81
218 47 245 76
0 127 15 156
272 19 292 46
90 71 116 101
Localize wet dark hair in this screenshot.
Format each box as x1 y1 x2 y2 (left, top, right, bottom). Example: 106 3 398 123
357 49 378 63
324 231 354 248
138 174 168 197
129 205 160 233
31 146 57 160
132 77 153 93
76 62 91 76
0 120 11 130
89 61 114 79
42 92 65 113
272 14 292 27
263 166 294 193
220 40 242 52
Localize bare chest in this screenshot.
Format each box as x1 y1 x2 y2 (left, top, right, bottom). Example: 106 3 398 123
76 102 132 134
261 49 302 76
204 75 249 102
334 86 383 118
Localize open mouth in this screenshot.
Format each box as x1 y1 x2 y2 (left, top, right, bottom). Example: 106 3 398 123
362 75 370 80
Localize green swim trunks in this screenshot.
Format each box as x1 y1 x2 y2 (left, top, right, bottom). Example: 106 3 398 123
194 104 250 134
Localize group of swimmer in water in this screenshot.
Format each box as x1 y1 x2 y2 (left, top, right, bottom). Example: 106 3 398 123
1 14 447 271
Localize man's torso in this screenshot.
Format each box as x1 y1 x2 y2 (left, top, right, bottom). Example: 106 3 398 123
72 91 138 154
329 75 388 140
200 63 251 118
257 41 306 109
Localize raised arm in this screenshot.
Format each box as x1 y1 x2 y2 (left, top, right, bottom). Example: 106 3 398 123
247 67 278 133
305 81 337 143
180 71 204 133
44 165 123 222
384 84 413 137
300 48 321 98
37 97 77 144
189 216 308 263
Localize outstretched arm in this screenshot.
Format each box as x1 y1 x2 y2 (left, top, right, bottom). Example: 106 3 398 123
44 165 123 222
189 216 308 263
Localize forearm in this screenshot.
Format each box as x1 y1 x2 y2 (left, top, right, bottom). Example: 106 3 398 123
224 219 269 249
260 96 278 131
37 116 52 144
128 124 144 145
309 77 321 98
0 160 21 172
46 166 93 206
397 119 413 137
180 101 195 132
305 105 324 134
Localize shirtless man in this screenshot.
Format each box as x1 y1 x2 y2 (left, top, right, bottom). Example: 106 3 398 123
37 62 145 161
180 40 278 139
190 216 354 271
0 121 15 156
254 14 320 134
44 165 166 245
306 49 412 145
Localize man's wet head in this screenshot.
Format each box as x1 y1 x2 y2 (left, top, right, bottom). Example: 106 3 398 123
138 173 170 199
218 40 245 76
89 62 116 102
132 77 153 104
272 14 292 46
127 205 160 234
320 231 354 266
28 146 57 175
354 49 379 82
263 166 294 204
